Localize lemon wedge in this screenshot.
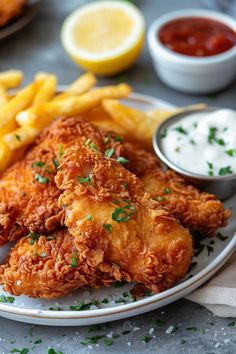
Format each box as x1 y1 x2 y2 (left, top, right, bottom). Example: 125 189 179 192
61 1 145 76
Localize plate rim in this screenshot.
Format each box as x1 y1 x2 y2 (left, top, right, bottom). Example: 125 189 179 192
0 91 235 321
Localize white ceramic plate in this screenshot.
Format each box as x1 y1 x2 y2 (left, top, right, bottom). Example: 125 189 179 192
0 93 235 326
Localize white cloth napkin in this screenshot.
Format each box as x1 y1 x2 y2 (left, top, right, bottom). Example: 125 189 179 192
186 253 236 317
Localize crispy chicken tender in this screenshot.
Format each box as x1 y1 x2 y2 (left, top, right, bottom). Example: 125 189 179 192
124 143 231 237
0 229 130 298
55 145 192 293
0 0 26 27
0 116 124 245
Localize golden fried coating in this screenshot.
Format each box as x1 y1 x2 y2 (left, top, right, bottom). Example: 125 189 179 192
0 0 26 27
0 229 130 298
55 145 192 293
0 116 124 245
125 143 231 237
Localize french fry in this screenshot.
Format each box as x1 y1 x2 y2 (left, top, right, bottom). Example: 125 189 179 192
16 83 131 130
33 75 57 105
0 70 23 89
3 127 39 150
0 84 8 107
54 72 97 101
35 72 54 82
103 99 155 149
0 82 38 136
0 139 13 171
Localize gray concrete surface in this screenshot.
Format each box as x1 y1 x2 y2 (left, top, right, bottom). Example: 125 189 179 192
0 0 235 353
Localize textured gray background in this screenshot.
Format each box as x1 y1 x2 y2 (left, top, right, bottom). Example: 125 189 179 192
0 0 236 353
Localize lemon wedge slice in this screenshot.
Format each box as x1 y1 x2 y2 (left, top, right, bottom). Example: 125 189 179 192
61 1 145 76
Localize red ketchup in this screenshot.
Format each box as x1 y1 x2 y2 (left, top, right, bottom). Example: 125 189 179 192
158 17 236 57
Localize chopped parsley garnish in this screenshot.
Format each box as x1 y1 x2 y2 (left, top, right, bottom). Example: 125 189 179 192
207 161 213 169
207 244 214 256
193 122 198 128
164 187 172 194
26 231 40 245
186 327 197 331
142 335 152 343
123 182 128 189
32 161 46 168
190 139 196 145
218 166 233 176
58 145 64 158
216 232 228 241
122 330 131 335
114 135 123 143
35 174 49 184
114 280 126 288
208 171 214 176
71 254 77 268
116 156 129 164
0 295 15 303
174 126 187 135
208 127 217 144
104 148 114 158
101 298 109 304
112 205 136 223
227 321 235 327
48 349 64 354
104 338 113 346
115 298 125 303
11 349 29 354
89 142 98 152
49 307 62 311
53 159 59 169
161 129 167 138
86 214 93 221
216 138 225 146
81 335 105 346
103 223 112 233
77 175 92 184
70 300 99 311
225 149 236 157
15 134 21 141
34 339 42 345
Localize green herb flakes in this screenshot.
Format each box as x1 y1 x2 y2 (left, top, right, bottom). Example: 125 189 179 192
32 161 46 168
26 231 40 245
141 335 152 343
227 321 235 327
0 295 15 303
11 349 29 354
104 338 113 346
112 204 136 223
35 174 49 184
103 223 112 233
71 254 77 268
174 126 187 135
81 335 105 346
114 135 123 143
86 214 93 221
218 166 233 176
104 148 114 158
77 175 92 184
116 156 129 164
226 149 236 157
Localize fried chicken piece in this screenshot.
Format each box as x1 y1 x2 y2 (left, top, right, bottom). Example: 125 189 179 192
0 116 124 245
124 143 231 237
55 145 192 293
0 229 130 299
0 0 26 27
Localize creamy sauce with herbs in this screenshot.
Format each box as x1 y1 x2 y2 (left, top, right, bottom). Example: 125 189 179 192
161 109 236 176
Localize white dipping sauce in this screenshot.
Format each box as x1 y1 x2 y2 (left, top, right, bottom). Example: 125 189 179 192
161 109 236 176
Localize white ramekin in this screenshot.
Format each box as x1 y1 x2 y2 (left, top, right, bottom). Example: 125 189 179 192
147 9 236 94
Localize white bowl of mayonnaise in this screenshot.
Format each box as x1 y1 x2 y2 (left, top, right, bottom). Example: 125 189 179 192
153 108 236 200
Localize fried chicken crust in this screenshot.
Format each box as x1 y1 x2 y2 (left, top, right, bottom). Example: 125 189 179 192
0 116 124 245
124 143 231 237
0 229 131 298
55 145 192 293
0 0 26 27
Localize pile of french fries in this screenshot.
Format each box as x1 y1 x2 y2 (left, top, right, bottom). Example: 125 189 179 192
0 69 206 172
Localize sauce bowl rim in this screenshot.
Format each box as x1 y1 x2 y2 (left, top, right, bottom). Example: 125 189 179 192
153 107 236 182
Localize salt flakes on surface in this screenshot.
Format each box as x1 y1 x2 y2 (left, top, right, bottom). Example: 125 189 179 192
133 327 140 331
224 339 230 344
106 332 113 339
149 328 154 335
214 342 220 349
127 341 132 346
166 326 174 334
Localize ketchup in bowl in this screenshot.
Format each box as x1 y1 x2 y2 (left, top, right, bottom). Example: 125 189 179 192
158 17 236 57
